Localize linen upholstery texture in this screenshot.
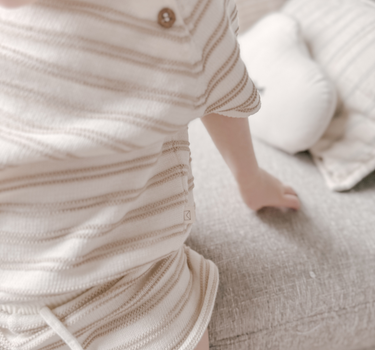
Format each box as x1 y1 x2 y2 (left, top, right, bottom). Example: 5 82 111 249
187 120 375 350
282 0 375 191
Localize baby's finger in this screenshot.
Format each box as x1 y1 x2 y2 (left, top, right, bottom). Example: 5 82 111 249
282 194 301 210
284 185 298 196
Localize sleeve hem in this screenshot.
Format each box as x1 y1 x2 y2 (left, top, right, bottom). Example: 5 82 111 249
202 100 261 119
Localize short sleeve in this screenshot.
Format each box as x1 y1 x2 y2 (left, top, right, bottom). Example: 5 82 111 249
227 0 240 34
185 0 261 118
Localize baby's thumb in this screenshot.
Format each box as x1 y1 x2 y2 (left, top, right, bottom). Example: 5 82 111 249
282 194 301 210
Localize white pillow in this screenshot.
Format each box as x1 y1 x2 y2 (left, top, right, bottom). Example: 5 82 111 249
238 13 337 154
234 0 288 34
283 0 375 191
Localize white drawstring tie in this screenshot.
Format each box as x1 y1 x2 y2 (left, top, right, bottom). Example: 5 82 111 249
39 306 84 350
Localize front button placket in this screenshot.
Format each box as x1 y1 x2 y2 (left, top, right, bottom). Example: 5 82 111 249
158 8 176 28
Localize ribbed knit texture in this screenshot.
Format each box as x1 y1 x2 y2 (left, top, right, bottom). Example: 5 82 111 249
0 0 260 348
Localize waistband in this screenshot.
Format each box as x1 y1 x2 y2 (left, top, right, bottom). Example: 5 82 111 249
0 289 89 350
0 253 165 350
0 246 216 350
0 289 86 315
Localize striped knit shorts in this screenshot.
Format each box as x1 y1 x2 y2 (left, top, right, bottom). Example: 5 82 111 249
0 246 219 350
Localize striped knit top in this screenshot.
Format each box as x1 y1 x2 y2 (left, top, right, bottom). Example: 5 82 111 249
0 0 260 299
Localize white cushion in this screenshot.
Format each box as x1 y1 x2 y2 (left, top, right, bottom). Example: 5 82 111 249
283 0 375 191
234 0 288 34
238 13 337 154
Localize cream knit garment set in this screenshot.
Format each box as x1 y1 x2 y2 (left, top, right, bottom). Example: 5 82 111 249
0 0 260 349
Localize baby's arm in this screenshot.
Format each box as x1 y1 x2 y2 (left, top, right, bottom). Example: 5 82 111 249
0 0 36 8
201 113 300 211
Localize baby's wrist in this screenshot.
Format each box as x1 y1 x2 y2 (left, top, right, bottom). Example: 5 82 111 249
235 166 262 190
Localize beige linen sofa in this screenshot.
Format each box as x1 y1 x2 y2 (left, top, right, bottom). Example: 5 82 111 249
186 1 375 349
188 120 375 350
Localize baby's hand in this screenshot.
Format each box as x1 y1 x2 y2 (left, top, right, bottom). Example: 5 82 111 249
201 113 301 212
237 168 300 211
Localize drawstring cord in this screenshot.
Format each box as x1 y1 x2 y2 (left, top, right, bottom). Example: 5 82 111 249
39 306 83 350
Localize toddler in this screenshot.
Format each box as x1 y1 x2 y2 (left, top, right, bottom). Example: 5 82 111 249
0 0 300 350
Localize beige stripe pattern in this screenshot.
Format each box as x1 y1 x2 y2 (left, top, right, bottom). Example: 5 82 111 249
0 0 260 348
0 247 219 350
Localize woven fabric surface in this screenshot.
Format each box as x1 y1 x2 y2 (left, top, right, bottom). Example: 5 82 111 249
187 119 375 350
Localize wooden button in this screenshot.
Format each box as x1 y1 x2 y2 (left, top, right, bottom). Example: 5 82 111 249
158 8 176 28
